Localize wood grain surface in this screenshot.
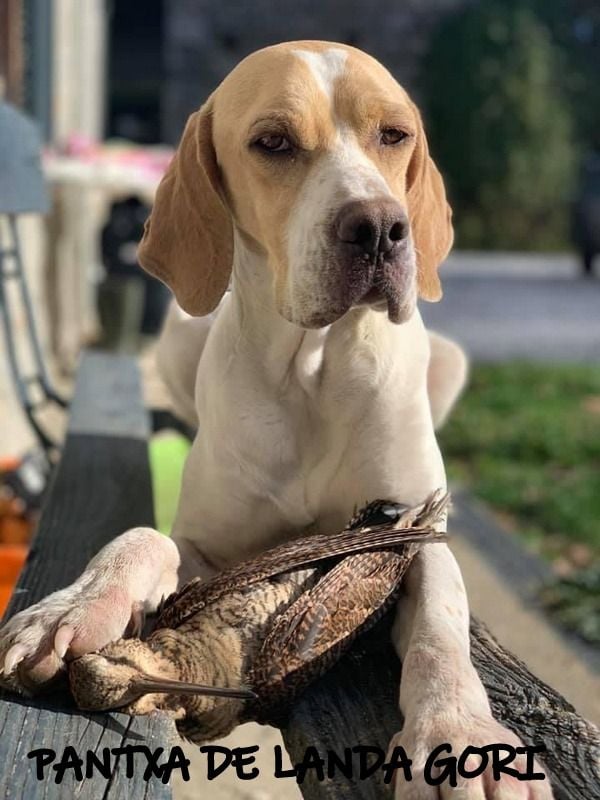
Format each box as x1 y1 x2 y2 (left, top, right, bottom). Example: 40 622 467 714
0 351 172 799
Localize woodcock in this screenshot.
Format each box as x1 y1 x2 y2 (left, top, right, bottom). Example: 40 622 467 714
68 490 450 743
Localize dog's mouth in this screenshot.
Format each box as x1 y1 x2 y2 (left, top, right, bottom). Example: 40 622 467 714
360 286 385 304
355 285 388 313
352 259 416 323
290 252 415 329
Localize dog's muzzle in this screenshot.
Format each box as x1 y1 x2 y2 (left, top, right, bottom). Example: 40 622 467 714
332 199 415 323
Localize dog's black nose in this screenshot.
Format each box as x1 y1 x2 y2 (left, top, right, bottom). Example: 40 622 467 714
335 199 409 258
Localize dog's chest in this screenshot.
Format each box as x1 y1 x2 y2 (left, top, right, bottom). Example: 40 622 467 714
223 332 435 523
186 311 443 562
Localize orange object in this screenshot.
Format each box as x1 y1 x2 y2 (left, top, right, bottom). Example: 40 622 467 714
0 456 20 473
0 544 27 616
0 586 12 616
0 515 32 545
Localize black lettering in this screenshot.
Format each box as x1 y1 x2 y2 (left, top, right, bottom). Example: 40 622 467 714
111 746 136 779
161 746 191 783
274 745 297 778
424 743 456 787
354 746 385 779
200 745 233 779
295 747 325 784
457 746 488 779
382 746 412 785
27 749 56 780
327 748 353 779
489 744 519 780
232 746 259 780
141 747 165 781
85 748 112 779
53 746 83 784
517 745 547 781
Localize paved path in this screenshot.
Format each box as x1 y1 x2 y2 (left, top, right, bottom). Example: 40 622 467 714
420 252 600 362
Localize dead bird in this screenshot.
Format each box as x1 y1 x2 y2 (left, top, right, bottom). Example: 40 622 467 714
68 490 449 742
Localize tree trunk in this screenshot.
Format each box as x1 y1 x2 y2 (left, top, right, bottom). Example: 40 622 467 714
281 614 600 800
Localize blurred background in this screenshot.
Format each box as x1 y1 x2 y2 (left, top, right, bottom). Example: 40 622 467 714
0 2 598 795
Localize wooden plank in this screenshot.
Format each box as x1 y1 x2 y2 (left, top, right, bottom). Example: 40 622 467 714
0 351 172 799
68 352 150 440
281 615 600 800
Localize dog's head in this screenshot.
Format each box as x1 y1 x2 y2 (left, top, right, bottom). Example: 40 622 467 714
138 41 453 328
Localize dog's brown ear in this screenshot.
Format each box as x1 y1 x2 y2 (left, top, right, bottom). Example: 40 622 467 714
138 98 233 316
406 106 453 302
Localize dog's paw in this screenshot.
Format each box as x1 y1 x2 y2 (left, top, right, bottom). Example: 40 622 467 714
0 582 142 694
0 528 180 695
389 713 553 799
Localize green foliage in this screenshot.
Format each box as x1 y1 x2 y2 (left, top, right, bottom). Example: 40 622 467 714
440 361 600 645
422 1 577 250
540 567 600 645
529 0 600 152
439 363 600 553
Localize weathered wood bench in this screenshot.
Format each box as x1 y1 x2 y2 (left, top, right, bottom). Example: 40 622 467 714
0 351 172 799
0 351 597 799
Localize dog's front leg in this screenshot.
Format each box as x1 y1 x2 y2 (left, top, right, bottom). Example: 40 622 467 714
0 528 180 693
391 543 553 799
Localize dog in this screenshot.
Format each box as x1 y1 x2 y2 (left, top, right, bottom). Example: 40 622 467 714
0 42 551 799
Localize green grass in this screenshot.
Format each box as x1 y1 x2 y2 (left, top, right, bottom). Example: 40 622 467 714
438 363 600 560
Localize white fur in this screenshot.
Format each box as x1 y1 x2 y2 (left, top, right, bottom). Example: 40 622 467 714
284 127 398 325
292 47 347 102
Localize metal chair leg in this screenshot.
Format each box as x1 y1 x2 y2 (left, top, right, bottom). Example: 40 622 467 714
0 214 67 462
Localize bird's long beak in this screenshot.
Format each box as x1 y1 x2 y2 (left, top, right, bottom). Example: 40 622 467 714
132 674 257 700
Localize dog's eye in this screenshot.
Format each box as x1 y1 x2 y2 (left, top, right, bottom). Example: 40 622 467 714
380 128 408 146
255 134 293 153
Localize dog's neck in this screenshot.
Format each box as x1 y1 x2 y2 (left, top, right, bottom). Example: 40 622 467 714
228 230 428 396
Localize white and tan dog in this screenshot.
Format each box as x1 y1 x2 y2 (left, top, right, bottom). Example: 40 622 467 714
0 42 551 799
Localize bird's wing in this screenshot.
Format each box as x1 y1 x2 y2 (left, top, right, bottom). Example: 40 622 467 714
251 549 409 690
156 491 449 630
